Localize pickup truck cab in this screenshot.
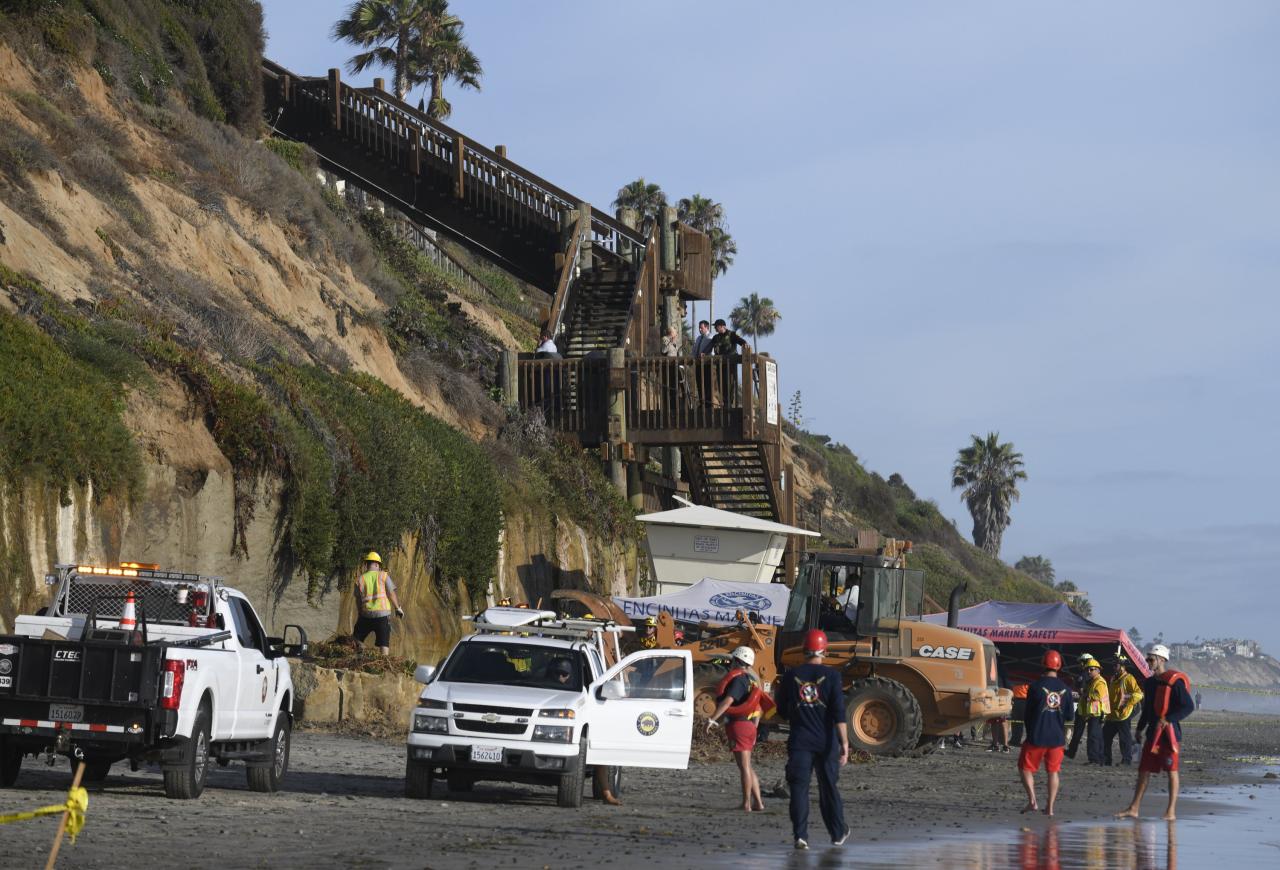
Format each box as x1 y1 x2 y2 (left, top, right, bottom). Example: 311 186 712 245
406 607 693 807
0 564 307 799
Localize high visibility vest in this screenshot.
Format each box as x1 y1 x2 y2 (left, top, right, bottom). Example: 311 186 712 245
1081 674 1111 718
359 570 392 613
1107 672 1144 721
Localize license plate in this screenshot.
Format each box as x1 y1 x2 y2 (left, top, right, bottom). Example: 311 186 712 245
0 676 11 688
49 704 83 723
470 745 503 763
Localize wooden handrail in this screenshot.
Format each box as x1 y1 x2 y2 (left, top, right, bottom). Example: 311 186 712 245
547 211 590 338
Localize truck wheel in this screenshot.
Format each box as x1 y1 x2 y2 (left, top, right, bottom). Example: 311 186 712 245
844 676 923 757
591 765 622 800
445 770 473 793
556 740 586 808
405 760 434 799
164 704 211 800
0 738 21 788
82 759 114 783
246 713 291 793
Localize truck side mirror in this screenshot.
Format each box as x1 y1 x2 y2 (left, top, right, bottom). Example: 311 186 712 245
281 624 309 657
414 664 436 684
598 680 624 701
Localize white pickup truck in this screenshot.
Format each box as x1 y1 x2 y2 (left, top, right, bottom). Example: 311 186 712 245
0 563 307 799
406 607 694 807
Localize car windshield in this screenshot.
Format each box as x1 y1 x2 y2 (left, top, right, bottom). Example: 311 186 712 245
440 642 586 691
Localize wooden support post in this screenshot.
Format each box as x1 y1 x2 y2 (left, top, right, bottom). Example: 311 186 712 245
608 348 627 495
741 347 754 439
411 133 421 176
280 73 291 103
628 454 644 510
578 201 593 265
660 206 677 272
454 135 466 199
617 207 638 260
328 68 341 131
663 446 681 485
373 77 385 92
498 350 518 408
495 144 507 159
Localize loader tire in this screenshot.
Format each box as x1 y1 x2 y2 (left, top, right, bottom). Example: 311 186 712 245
844 676 922 757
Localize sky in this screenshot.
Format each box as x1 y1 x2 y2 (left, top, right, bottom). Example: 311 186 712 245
260 1 1280 653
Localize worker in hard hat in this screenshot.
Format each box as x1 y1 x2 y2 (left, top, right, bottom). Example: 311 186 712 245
1017 650 1075 817
1065 653 1110 764
1103 656 1144 766
775 629 850 850
352 551 403 656
640 617 658 649
707 646 766 813
1116 643 1195 820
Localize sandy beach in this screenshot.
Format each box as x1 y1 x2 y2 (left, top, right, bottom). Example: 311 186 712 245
0 710 1276 868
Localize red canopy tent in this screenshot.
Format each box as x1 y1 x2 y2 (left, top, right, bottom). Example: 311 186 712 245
923 600 1151 679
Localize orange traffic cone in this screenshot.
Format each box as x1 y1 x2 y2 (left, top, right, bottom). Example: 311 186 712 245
119 590 137 630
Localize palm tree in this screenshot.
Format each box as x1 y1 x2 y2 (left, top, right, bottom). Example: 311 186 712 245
951 433 1027 557
708 225 736 278
405 22 482 119
729 293 781 351
333 0 460 101
1014 555 1055 585
612 178 666 230
677 194 724 233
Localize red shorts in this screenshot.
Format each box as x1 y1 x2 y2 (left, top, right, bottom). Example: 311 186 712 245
1018 743 1064 773
1138 737 1179 773
725 719 758 753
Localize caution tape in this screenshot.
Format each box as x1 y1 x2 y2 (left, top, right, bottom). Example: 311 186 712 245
0 787 89 842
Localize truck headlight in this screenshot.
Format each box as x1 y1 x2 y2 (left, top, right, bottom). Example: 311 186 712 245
413 714 449 733
538 708 575 719
532 724 572 743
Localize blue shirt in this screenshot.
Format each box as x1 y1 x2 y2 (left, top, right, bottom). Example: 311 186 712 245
1024 675 1075 748
776 663 845 752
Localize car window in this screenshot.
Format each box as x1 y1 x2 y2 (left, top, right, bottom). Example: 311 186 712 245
607 655 686 701
229 597 267 653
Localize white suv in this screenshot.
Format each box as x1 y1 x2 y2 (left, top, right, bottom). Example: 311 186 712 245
405 608 693 807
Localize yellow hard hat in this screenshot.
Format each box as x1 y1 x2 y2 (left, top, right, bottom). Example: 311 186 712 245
645 617 657 626
363 551 382 564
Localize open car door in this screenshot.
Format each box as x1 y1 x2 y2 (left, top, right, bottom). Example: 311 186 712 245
584 649 693 769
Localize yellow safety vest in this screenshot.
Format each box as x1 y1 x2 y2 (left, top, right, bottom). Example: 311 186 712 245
358 570 392 613
1107 672 1144 721
1080 674 1111 719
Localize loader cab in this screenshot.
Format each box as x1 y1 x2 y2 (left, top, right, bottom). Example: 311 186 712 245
782 553 925 651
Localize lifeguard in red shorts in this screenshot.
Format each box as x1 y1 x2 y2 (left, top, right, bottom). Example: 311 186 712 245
707 646 767 812
1116 643 1195 820
1017 650 1075 817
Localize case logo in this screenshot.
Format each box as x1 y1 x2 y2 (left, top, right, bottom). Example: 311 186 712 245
916 645 974 661
636 712 660 736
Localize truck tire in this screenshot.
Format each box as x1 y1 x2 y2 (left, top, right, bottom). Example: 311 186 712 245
0 738 21 788
556 740 586 808
844 676 923 758
164 703 211 800
591 765 622 800
445 770 473 793
246 713 291 793
405 760 434 799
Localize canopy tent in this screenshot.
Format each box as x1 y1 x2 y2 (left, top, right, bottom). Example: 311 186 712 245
923 601 1151 679
614 578 791 627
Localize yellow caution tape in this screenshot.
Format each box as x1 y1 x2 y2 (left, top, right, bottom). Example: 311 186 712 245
0 787 89 842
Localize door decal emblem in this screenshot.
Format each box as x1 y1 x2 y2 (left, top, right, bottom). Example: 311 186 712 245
636 712 660 736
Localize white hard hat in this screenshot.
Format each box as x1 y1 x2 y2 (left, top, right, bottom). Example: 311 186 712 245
1148 644 1171 661
730 646 755 667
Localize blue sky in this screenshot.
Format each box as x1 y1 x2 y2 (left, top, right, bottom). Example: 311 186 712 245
261 1 1280 653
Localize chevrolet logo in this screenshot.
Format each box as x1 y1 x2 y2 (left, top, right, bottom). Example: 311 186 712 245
482 713 500 723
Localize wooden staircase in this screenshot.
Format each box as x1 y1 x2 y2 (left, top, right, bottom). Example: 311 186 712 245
560 265 637 357
685 443 780 521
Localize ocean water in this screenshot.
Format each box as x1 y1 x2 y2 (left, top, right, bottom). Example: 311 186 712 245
1196 689 1280 717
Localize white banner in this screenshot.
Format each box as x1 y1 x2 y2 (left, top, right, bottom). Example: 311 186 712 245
614 578 790 627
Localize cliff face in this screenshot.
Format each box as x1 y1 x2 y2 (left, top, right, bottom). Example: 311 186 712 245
0 23 639 659
1173 655 1280 691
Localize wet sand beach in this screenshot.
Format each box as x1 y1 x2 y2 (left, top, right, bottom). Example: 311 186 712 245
0 710 1275 868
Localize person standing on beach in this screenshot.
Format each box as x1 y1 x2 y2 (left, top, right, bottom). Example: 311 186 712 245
1103 656 1144 766
1066 653 1110 764
706 646 766 813
776 629 850 850
1017 650 1074 817
352 551 403 656
1116 643 1195 821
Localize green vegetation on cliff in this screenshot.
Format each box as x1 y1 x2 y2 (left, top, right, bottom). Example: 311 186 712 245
789 426 1060 610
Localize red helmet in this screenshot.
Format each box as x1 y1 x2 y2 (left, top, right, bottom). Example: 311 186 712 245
1042 650 1062 671
804 629 829 656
